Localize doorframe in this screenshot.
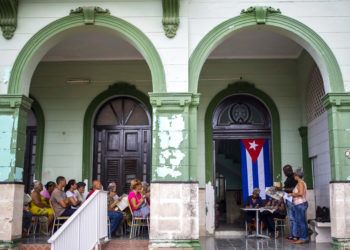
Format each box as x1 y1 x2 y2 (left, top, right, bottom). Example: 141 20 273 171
205 81 281 183
82 82 151 183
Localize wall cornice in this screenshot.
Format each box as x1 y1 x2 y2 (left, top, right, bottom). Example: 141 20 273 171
162 0 180 38
0 0 18 39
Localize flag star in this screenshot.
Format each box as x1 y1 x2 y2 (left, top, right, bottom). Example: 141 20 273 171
249 140 258 150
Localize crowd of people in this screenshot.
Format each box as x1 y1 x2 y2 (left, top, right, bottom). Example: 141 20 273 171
244 165 309 244
22 176 150 238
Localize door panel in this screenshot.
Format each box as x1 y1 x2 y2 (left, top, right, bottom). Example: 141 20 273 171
107 131 122 152
93 96 151 193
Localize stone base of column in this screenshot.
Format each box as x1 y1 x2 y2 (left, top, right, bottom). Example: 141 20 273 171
330 182 350 249
0 183 24 248
149 182 199 250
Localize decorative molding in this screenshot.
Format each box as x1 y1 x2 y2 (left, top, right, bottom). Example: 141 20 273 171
82 82 151 182
0 95 32 111
70 6 110 24
322 93 350 109
162 0 180 38
204 81 281 182
189 8 344 94
0 0 18 39
9 13 166 95
150 93 200 109
241 6 281 24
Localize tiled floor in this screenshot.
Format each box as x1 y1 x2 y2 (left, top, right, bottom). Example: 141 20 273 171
19 236 331 250
200 236 331 250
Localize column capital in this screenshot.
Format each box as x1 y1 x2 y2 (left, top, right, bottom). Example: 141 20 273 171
322 92 350 110
0 95 32 112
149 92 200 109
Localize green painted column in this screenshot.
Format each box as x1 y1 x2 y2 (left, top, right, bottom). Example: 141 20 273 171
149 93 200 250
0 95 32 182
0 94 32 246
323 93 350 181
298 127 313 188
149 93 200 182
323 93 350 249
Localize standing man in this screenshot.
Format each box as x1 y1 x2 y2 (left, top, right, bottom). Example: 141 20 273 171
282 165 298 240
50 176 75 217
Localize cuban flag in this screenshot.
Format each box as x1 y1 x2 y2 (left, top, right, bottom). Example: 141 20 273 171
240 139 272 203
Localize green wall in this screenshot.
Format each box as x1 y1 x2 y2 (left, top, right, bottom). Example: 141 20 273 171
29 60 152 184
197 58 304 187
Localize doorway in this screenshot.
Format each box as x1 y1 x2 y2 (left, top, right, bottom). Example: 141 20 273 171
93 96 151 194
212 94 272 230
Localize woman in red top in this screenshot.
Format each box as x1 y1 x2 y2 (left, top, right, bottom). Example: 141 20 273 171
128 179 150 218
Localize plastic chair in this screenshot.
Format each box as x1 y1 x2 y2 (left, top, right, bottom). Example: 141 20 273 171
128 202 149 239
274 218 286 238
49 200 70 235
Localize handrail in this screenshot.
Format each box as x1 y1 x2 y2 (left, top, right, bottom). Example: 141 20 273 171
48 190 108 250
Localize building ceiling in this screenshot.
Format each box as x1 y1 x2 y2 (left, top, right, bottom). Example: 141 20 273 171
42 26 303 62
208 27 303 59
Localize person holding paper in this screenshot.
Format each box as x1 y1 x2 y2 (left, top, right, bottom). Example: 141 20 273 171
282 164 297 240
289 168 309 244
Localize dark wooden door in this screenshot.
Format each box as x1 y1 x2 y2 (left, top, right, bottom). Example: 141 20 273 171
93 97 151 194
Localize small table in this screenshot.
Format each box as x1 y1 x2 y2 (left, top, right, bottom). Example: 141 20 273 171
241 208 270 239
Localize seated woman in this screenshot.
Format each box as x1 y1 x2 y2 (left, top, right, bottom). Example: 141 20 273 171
40 181 56 204
30 180 54 232
64 179 81 209
128 179 150 218
107 186 124 237
244 188 263 232
74 181 86 204
260 197 286 238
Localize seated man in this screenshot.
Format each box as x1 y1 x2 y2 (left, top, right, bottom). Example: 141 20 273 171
107 186 124 237
244 188 263 232
260 197 286 238
86 180 102 199
50 176 75 217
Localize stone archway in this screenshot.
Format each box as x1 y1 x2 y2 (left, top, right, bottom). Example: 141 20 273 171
189 6 344 94
8 7 166 95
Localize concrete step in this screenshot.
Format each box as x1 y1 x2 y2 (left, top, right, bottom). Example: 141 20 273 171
101 239 149 250
215 230 246 237
19 243 51 250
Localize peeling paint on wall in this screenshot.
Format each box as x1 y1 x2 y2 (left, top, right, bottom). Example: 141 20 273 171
156 114 185 178
0 115 17 181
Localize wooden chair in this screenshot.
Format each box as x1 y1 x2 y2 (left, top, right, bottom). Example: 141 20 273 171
127 202 149 239
49 200 70 235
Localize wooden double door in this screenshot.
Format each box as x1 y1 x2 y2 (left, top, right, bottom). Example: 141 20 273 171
93 97 151 194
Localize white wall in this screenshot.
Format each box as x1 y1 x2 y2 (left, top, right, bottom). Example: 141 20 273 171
1 0 349 94
308 112 331 208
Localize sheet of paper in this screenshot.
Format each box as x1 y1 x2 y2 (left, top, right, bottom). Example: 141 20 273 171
283 192 293 203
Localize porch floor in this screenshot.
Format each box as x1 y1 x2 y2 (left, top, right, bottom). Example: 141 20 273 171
19 236 331 249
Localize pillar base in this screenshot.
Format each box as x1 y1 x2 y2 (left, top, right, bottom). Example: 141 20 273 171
149 240 200 250
331 238 350 250
0 183 24 243
330 182 350 249
0 239 20 250
150 182 199 249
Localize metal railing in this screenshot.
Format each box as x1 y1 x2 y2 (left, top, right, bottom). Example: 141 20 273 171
48 190 108 250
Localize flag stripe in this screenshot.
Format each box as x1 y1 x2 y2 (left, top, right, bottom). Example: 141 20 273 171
240 142 249 202
245 149 254 198
251 157 259 190
263 140 272 188
257 151 266 199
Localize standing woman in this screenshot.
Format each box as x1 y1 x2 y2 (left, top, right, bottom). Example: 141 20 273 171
289 168 309 244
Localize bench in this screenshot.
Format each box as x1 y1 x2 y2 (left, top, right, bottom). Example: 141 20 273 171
309 220 331 243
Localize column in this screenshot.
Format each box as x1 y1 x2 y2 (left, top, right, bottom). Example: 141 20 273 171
149 92 200 250
0 95 32 247
323 93 350 249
